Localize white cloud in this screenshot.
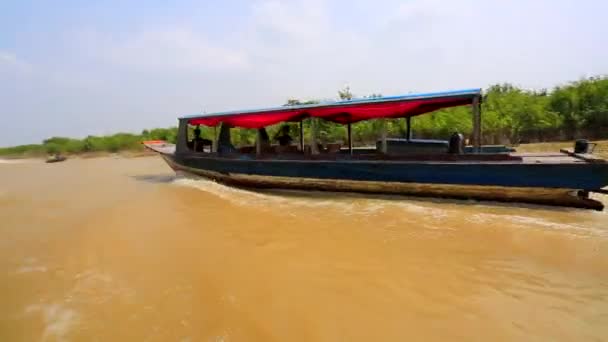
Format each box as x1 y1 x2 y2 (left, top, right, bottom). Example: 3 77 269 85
31 0 608 107
0 51 32 73
238 0 376 96
2 0 608 146
250 0 331 41
102 28 250 72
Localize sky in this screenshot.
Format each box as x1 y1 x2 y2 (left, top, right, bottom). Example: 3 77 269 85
1 0 607 146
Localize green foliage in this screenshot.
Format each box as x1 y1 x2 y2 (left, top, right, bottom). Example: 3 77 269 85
232 128 257 146
0 144 46 156
0 127 178 156
2 76 608 157
338 86 353 100
141 127 178 143
43 137 86 154
549 76 608 138
256 78 608 146
404 77 606 144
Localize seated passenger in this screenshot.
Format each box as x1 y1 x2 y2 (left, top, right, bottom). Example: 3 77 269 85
257 127 274 153
258 128 271 147
274 125 293 146
192 125 212 152
217 123 237 154
448 131 464 154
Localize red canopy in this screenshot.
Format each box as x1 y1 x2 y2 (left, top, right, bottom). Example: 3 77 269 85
185 89 481 129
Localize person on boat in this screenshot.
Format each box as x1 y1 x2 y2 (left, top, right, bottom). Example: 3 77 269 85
192 125 211 152
217 123 237 154
274 125 293 146
193 125 202 139
258 127 271 151
448 131 464 154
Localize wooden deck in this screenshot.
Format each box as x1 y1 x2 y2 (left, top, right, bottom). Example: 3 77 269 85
516 153 597 164
144 142 604 165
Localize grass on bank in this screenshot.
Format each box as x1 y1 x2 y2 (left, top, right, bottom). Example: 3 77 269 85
3 135 608 160
2 75 608 158
0 129 176 158
517 140 608 158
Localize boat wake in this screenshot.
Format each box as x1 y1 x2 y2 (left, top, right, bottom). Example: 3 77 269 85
25 303 79 341
172 177 362 213
172 176 456 215
172 177 608 238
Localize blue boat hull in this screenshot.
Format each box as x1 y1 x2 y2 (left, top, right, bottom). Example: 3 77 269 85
158 152 608 210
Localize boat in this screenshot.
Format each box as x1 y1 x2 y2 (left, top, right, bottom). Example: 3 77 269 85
144 89 608 210
46 154 67 163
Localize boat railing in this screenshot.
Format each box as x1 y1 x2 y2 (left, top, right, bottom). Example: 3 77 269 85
187 149 523 162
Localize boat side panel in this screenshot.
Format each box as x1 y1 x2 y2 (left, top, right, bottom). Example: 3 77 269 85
160 155 603 210
170 154 608 190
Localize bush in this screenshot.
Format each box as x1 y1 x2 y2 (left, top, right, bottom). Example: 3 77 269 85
2 76 608 156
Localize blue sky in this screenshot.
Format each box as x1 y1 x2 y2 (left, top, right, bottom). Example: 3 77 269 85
1 0 607 146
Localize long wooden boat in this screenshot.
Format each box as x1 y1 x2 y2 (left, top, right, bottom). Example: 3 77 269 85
144 89 608 210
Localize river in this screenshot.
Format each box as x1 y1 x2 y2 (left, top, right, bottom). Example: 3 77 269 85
1 156 607 341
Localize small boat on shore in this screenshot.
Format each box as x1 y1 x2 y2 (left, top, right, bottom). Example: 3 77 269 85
46 154 67 163
144 89 608 210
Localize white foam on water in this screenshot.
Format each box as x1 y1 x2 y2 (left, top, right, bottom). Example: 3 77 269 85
16 265 48 274
172 177 359 214
170 176 608 238
25 303 79 341
69 269 135 305
15 257 48 274
211 332 231 342
388 199 449 219
171 177 455 231
469 212 608 238
21 267 138 339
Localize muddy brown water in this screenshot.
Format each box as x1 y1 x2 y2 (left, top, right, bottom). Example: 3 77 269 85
1 157 607 341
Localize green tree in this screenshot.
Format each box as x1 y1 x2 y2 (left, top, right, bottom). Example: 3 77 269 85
338 86 353 100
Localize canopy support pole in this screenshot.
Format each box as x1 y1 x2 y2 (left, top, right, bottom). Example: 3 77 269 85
406 116 412 142
256 129 262 156
299 120 304 152
310 118 319 154
472 95 481 153
348 123 353 156
380 119 387 154
213 126 218 153
176 119 189 153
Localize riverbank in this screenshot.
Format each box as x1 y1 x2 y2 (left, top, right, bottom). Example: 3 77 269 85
0 128 177 160
0 149 156 161
516 139 608 158
2 139 607 161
